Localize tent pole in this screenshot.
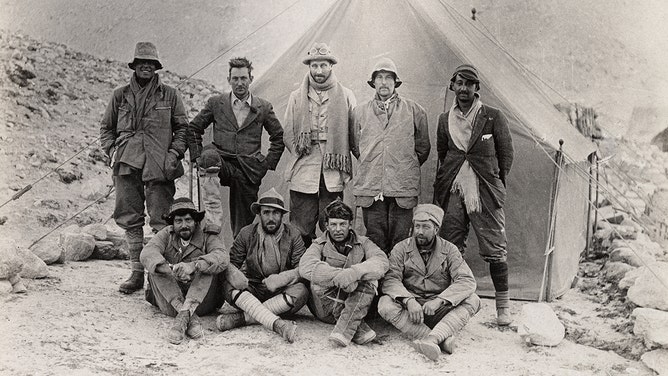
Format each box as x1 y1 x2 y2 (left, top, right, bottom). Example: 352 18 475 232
538 140 565 302
584 152 597 258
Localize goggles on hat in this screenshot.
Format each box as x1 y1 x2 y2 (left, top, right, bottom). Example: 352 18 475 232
308 47 331 56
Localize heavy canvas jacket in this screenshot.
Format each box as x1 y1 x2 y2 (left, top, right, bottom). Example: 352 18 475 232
100 76 188 182
433 104 514 208
189 93 284 185
230 222 306 284
299 231 389 287
352 94 430 199
382 236 476 306
140 221 229 275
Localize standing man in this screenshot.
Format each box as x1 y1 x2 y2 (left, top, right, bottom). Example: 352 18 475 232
189 57 284 237
140 198 229 344
299 200 389 347
352 57 430 254
100 42 189 294
283 43 357 248
216 188 308 343
433 64 514 326
378 204 480 361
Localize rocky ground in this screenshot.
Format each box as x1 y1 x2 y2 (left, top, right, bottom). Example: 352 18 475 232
1 28 668 375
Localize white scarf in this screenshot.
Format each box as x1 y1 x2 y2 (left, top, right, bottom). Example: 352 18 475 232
448 96 483 213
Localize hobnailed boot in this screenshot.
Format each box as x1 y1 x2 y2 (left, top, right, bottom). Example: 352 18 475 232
119 268 144 294
495 291 512 326
439 336 456 354
216 312 246 332
186 313 204 339
272 319 297 343
119 227 144 294
352 320 376 345
413 335 441 361
167 310 190 344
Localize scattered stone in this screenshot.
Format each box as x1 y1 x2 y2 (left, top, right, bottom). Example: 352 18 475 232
0 216 6 225
36 212 60 227
9 274 26 294
627 262 668 310
620 267 645 290
59 231 95 261
517 303 565 347
8 65 36 87
91 241 118 260
641 350 668 376
0 246 23 280
31 241 63 265
0 280 12 295
56 168 82 184
82 223 107 240
632 307 668 349
601 261 634 283
609 247 644 267
16 248 48 279
610 224 638 240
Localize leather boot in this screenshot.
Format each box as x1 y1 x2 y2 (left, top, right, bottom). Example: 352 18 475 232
167 310 190 344
119 269 144 294
439 336 456 354
272 319 297 343
186 313 204 339
216 312 246 332
120 228 144 294
413 335 441 361
352 320 376 345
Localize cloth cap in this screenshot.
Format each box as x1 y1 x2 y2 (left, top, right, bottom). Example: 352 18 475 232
451 64 479 83
128 42 163 70
413 204 444 227
302 42 338 65
199 147 222 173
367 57 402 88
163 197 205 225
251 188 289 214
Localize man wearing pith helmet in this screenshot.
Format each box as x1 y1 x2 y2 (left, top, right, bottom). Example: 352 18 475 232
352 57 430 254
433 64 514 326
216 188 308 343
100 42 189 295
379 204 480 361
283 42 357 249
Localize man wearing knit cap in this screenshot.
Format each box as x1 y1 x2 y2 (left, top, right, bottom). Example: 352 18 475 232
100 42 189 294
379 204 480 361
216 188 307 343
189 57 285 238
299 199 389 347
352 57 430 254
283 43 357 249
140 198 229 344
433 64 514 326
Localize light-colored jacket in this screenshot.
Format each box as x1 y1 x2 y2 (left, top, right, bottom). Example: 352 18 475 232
283 86 357 193
352 95 430 200
381 236 476 305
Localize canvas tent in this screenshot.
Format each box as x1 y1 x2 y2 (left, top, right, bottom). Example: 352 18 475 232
249 0 597 301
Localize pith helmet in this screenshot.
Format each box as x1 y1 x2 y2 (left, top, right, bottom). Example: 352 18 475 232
367 57 402 88
128 42 163 70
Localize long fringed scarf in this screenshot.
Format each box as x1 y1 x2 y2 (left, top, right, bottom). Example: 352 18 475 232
293 71 352 174
257 222 284 276
449 96 483 213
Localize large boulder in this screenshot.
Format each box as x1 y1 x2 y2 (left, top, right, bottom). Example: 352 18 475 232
30 240 62 265
82 223 108 241
107 231 128 260
627 262 668 310
620 266 645 290
0 245 23 280
59 231 96 261
597 205 625 224
91 241 118 260
641 350 668 376
601 261 634 283
517 303 565 347
632 307 668 349
609 247 648 267
15 248 48 279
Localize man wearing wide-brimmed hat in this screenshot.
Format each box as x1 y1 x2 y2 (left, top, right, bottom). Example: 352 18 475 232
432 64 514 326
139 197 229 344
352 57 430 254
216 188 306 343
100 42 189 295
378 204 480 361
283 42 357 249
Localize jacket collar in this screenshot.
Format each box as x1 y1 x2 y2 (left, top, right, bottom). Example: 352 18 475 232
468 104 489 151
405 236 448 278
319 230 363 265
169 224 205 259
221 91 259 130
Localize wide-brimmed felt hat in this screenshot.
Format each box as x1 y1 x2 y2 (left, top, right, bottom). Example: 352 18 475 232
250 188 289 214
128 42 163 70
163 197 205 225
413 204 444 227
367 57 402 88
302 42 338 65
451 64 479 83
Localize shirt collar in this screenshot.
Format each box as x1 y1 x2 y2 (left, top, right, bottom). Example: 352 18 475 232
454 93 481 117
231 92 252 106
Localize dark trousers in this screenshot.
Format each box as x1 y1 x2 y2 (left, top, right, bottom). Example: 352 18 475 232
441 192 508 263
217 158 260 238
113 169 175 231
145 273 224 317
223 280 309 315
362 197 413 254
290 175 343 248
307 281 376 342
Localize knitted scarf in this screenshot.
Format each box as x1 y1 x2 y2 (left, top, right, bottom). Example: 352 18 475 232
129 73 160 130
293 71 352 174
257 222 284 277
449 96 483 213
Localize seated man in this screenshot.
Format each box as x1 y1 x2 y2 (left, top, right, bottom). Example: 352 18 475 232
299 199 389 347
378 204 481 361
216 188 307 343
140 198 229 345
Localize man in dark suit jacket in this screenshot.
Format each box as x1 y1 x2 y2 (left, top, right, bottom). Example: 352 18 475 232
432 64 514 326
189 57 285 237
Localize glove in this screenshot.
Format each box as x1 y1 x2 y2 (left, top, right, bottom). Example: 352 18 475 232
173 262 196 282
332 268 359 289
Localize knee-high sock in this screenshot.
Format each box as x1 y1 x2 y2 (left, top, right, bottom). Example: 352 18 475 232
490 262 509 309
428 302 478 343
385 309 431 340
126 227 144 271
233 290 279 330
244 293 294 325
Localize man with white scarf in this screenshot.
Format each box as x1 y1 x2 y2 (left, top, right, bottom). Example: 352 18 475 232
216 188 308 343
283 43 357 249
432 64 514 326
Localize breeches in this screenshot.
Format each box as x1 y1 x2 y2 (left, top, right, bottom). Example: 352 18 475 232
146 272 223 317
113 169 175 232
